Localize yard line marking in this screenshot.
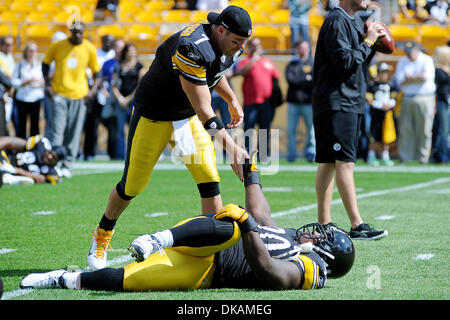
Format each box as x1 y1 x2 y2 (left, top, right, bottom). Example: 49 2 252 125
0 248 17 254
263 187 293 192
32 210 57 216
1 253 133 300
376 215 396 220
272 177 450 218
413 253 435 260
144 212 169 218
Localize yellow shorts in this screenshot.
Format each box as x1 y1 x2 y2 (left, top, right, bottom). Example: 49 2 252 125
123 216 241 291
118 111 220 198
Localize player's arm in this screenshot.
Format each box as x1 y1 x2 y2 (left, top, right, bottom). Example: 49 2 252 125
242 230 301 289
14 167 46 184
0 136 26 151
213 76 243 128
180 76 248 181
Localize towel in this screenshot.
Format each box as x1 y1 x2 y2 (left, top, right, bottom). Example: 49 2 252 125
172 119 196 156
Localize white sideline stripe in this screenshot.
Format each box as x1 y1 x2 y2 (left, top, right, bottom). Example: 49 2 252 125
70 162 450 175
144 212 169 218
376 215 396 220
0 248 17 254
263 187 293 192
32 210 57 216
1 254 133 300
272 177 450 218
414 253 435 260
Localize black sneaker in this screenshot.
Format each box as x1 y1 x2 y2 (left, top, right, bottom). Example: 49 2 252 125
321 222 349 235
349 223 388 240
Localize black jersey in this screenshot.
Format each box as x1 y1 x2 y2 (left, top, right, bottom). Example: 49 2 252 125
134 21 240 121
211 225 327 290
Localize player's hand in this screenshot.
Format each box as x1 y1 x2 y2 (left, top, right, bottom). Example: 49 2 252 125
366 22 385 44
230 145 249 182
227 99 244 128
213 203 249 223
213 203 258 233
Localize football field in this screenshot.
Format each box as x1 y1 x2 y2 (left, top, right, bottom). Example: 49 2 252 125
1 159 449 301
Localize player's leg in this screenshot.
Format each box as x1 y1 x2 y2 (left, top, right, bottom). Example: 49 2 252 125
180 115 222 214
315 163 335 226
88 111 172 270
129 215 241 261
313 111 337 226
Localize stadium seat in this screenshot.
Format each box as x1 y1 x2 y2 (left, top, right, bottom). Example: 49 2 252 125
25 12 53 23
162 10 191 23
144 1 173 11
249 11 270 24
9 0 34 14
271 9 289 24
388 24 420 55
136 11 162 24
419 25 449 51
37 1 62 13
128 25 160 54
309 14 325 29
25 24 54 51
253 25 286 52
97 25 127 39
190 10 208 23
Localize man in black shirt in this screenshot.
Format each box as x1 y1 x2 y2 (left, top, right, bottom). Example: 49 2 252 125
312 0 388 240
87 6 252 271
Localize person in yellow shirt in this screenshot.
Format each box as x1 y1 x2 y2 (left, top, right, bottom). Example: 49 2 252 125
42 22 101 176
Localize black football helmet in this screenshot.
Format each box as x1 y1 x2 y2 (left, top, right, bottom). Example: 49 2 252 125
297 223 355 279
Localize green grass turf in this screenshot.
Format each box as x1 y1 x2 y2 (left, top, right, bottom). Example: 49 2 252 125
0 160 449 301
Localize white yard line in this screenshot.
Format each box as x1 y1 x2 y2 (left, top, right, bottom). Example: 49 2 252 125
272 177 450 218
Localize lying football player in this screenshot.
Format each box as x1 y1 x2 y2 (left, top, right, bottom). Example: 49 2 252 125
20 152 355 291
0 135 66 185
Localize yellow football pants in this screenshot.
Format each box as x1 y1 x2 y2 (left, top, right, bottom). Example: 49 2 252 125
120 113 220 198
123 216 241 291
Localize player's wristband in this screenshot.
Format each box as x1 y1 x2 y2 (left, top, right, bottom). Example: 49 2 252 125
203 116 225 136
240 215 258 234
364 38 374 47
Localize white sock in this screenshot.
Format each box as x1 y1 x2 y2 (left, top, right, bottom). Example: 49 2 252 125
368 150 376 160
381 151 390 161
152 230 174 248
62 272 82 290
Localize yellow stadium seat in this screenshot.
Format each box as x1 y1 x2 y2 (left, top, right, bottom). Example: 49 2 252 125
249 11 270 23
254 1 278 14
271 9 289 24
190 10 208 23
0 24 20 37
25 24 55 51
37 1 61 13
144 1 173 11
128 25 160 54
136 11 162 23
309 14 324 29
9 0 34 14
25 12 53 23
97 25 127 39
419 25 450 51
0 11 24 24
253 25 286 52
388 24 420 55
162 10 191 23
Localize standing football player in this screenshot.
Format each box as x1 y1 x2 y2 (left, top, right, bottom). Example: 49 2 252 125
311 0 388 240
87 6 252 270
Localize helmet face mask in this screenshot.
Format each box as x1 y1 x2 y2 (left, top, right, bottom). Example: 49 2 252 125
297 223 355 279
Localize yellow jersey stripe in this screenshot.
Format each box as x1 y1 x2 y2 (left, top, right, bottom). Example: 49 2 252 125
298 255 317 290
172 53 206 80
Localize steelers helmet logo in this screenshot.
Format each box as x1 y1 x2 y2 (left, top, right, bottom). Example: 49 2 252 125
333 143 341 151
209 121 217 129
